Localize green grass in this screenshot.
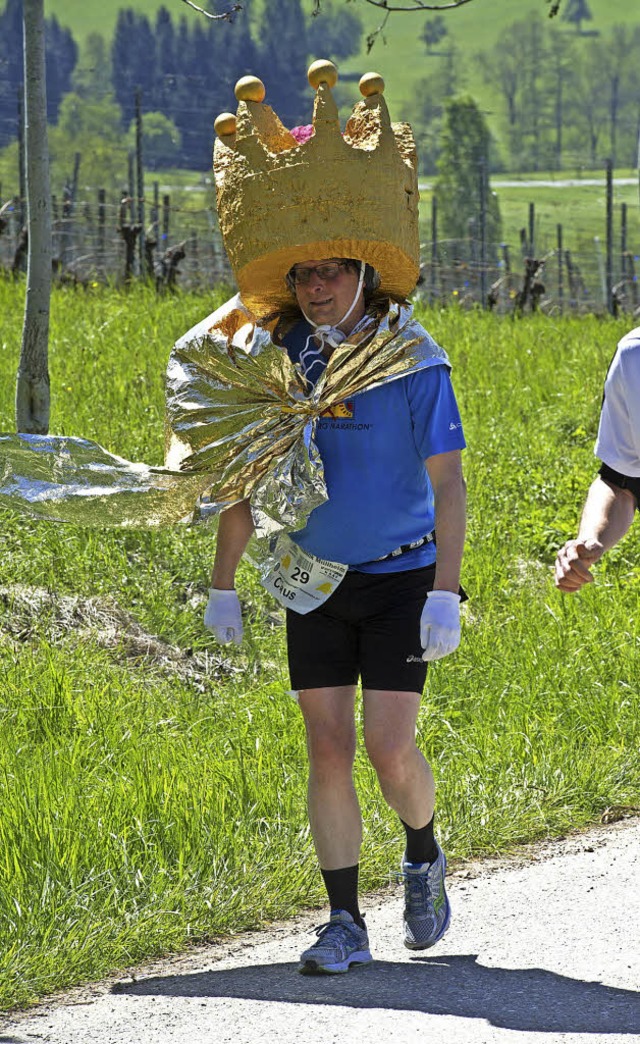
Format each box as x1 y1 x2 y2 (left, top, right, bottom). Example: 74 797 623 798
418 172 640 259
0 280 639 1010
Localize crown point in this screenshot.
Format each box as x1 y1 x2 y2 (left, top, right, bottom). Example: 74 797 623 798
308 59 338 90
234 76 266 103
214 112 237 137
359 72 385 98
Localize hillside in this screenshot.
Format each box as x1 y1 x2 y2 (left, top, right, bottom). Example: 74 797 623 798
24 0 640 120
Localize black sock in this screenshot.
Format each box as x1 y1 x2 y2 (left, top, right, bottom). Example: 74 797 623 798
401 813 438 864
320 865 364 927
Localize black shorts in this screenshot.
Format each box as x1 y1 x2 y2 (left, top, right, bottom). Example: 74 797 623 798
286 564 437 693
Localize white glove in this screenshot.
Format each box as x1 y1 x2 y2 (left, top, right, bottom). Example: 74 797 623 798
420 590 461 662
204 588 243 644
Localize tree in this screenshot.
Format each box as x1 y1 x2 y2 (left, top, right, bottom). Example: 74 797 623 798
44 15 78 123
561 0 593 34
566 38 607 165
307 1 363 61
0 0 77 148
48 94 127 190
16 0 52 435
434 95 501 246
544 25 576 170
407 44 464 174
111 9 157 126
127 111 182 169
476 14 552 172
254 0 308 126
72 33 112 101
421 16 448 53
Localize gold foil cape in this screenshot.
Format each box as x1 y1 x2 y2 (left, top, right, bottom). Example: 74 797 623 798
0 298 449 562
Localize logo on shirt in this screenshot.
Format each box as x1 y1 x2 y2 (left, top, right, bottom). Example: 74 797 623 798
321 400 354 419
449 421 462 431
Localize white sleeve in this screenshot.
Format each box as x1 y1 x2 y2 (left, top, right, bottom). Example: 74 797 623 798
594 331 640 479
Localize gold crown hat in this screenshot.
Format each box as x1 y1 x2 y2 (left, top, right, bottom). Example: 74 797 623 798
213 59 420 321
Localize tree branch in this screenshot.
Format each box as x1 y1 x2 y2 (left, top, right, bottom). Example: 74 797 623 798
363 0 475 12
177 0 242 21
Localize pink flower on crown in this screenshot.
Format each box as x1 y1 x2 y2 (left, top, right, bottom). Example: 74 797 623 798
289 125 314 145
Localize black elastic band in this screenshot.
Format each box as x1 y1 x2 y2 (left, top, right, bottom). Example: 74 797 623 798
373 531 436 563
599 462 640 507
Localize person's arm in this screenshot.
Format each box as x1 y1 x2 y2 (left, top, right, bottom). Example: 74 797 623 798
427 449 466 594
205 499 255 642
555 475 636 593
420 449 466 661
210 498 255 589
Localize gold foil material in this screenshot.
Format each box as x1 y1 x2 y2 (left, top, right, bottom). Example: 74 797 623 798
0 299 448 557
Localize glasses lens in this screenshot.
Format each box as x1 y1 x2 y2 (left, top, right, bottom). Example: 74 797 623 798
292 262 343 286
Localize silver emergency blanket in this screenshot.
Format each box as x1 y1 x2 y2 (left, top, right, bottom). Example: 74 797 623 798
0 296 448 548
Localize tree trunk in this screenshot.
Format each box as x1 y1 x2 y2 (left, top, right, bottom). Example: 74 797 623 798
15 0 52 434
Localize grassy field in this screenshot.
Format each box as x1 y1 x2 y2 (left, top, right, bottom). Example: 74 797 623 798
0 280 639 1010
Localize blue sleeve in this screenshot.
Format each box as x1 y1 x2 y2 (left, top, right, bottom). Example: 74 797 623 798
406 364 466 459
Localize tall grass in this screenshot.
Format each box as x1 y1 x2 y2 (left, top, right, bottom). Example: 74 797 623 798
0 281 638 1009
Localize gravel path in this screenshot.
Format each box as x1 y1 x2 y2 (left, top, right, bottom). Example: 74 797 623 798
3 818 639 1044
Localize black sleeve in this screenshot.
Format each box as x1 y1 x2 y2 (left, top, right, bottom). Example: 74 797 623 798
598 462 640 507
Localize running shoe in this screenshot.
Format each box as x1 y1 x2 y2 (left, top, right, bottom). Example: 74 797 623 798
298 909 372 974
399 842 451 950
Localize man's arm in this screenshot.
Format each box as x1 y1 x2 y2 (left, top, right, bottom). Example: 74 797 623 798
426 449 466 593
554 476 636 593
210 498 255 589
205 499 255 642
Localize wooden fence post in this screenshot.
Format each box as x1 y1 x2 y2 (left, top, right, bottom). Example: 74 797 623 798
528 202 535 258
127 152 135 225
135 87 146 280
620 201 627 284
557 223 564 315
98 188 106 277
430 194 438 305
605 158 614 315
162 193 170 244
479 157 487 309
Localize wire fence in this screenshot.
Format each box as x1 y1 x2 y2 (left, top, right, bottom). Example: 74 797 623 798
0 190 234 291
1 185 639 317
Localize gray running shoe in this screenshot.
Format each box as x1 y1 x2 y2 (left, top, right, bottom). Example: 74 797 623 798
399 843 451 950
299 910 372 974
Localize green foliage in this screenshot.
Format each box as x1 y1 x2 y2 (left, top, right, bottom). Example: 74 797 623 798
407 46 465 176
307 1 363 61
71 32 112 101
0 282 639 1008
475 14 640 172
0 0 78 147
434 95 502 245
421 15 448 53
47 94 127 192
126 110 182 170
562 0 593 32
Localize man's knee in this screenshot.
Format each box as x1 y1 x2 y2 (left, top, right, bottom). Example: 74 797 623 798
365 732 416 783
305 722 356 773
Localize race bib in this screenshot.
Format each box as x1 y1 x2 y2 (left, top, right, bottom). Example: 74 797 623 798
261 533 347 615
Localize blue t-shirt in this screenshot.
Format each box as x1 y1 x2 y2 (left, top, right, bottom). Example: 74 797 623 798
283 320 466 573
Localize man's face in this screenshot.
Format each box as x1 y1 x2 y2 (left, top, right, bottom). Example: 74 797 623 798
291 258 363 329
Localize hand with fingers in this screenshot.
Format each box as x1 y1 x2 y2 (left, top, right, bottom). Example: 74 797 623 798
420 590 461 662
204 588 244 643
554 538 604 593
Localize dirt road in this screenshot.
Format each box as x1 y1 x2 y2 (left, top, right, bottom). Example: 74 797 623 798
3 818 639 1044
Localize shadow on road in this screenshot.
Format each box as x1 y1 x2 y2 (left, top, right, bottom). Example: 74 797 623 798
114 953 640 1035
